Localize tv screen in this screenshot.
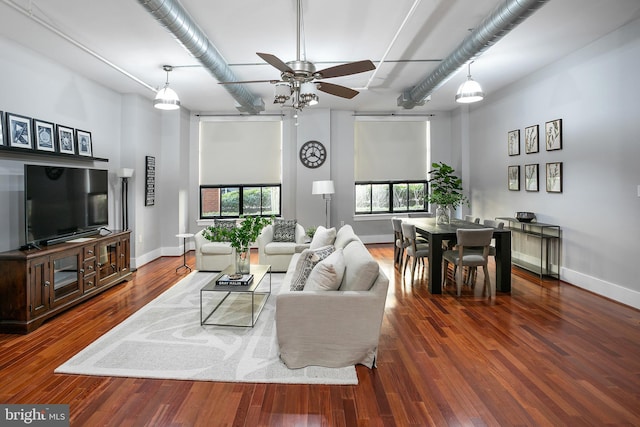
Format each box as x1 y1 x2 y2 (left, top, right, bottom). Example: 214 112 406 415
25 165 109 245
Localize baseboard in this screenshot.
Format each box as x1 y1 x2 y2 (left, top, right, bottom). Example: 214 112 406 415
561 267 640 310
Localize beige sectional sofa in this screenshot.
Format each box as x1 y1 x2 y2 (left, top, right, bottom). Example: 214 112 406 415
275 224 389 369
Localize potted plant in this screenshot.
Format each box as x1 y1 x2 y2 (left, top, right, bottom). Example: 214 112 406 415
426 162 469 224
204 216 272 274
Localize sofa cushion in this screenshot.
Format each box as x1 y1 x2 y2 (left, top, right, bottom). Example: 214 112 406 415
334 224 360 249
273 219 297 242
201 242 233 255
340 241 379 291
304 249 345 291
309 226 336 250
289 245 335 291
264 242 297 255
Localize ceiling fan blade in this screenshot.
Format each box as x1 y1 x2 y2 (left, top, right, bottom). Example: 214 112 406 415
257 52 294 73
218 79 280 85
317 82 359 99
316 60 375 79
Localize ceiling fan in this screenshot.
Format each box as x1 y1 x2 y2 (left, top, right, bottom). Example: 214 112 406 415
219 0 375 110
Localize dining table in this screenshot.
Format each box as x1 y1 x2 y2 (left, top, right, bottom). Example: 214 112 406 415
404 217 512 294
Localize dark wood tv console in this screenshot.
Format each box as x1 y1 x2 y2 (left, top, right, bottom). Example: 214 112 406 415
0 230 131 334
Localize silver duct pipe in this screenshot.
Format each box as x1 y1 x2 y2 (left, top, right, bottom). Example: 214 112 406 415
397 0 550 109
137 0 265 114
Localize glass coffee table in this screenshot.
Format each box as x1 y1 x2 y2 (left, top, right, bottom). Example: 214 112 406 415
200 264 271 327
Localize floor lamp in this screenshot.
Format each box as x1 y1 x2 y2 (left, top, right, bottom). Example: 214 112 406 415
312 180 335 228
117 168 134 230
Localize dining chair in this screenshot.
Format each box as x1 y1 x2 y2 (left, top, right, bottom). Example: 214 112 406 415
401 222 430 285
466 219 505 285
464 215 480 223
442 228 494 297
391 218 409 270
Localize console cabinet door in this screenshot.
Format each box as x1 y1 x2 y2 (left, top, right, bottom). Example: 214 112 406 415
97 238 120 287
119 235 130 274
50 248 82 308
28 256 50 318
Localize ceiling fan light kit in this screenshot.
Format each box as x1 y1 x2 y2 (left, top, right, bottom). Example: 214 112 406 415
154 65 181 110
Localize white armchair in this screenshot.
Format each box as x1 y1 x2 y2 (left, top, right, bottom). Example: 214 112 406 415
257 223 307 272
194 229 235 271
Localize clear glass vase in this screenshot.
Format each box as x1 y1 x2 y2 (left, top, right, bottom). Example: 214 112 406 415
235 248 250 274
436 205 451 225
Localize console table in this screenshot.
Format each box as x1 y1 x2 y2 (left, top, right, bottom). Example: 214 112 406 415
0 231 132 334
496 217 561 280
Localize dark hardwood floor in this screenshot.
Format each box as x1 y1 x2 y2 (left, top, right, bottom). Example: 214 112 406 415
1 244 639 426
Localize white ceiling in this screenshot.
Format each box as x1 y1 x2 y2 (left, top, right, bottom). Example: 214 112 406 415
1 0 639 114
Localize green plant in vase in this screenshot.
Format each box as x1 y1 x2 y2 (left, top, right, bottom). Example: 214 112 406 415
426 162 469 225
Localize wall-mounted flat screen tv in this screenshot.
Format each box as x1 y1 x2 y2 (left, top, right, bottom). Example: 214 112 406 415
24 165 109 246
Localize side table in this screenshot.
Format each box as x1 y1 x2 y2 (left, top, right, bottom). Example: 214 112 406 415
176 233 195 273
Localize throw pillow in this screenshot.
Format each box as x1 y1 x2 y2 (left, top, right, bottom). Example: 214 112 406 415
273 219 297 242
309 226 337 250
289 245 335 291
340 241 379 291
304 248 345 291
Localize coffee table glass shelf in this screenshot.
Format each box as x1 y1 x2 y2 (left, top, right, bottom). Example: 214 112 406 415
200 264 271 327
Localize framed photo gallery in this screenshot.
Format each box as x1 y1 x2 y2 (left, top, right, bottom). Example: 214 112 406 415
506 119 563 193
0 110 93 157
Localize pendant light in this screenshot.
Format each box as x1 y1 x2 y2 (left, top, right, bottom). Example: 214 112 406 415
455 61 485 104
154 65 180 110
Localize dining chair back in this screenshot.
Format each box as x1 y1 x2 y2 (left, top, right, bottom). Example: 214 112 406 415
464 215 480 223
401 222 430 285
391 218 408 270
442 228 494 297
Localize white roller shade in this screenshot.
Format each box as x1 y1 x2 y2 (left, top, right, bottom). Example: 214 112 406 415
354 120 428 181
200 119 282 185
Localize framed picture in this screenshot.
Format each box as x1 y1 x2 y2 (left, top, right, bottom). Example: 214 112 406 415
525 164 539 192
7 113 33 149
145 155 156 206
76 129 93 157
508 129 520 156
57 125 76 155
508 165 520 191
33 119 56 152
546 162 563 193
525 125 539 154
545 119 562 151
0 111 5 146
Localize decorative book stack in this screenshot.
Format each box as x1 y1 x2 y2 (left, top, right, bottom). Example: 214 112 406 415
216 274 254 286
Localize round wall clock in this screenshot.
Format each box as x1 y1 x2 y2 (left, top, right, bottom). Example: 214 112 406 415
299 140 327 169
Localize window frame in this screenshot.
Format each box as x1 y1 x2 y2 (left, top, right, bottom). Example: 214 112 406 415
355 180 428 215
199 184 281 219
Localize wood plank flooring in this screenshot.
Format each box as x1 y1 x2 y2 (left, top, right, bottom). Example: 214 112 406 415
1 244 639 426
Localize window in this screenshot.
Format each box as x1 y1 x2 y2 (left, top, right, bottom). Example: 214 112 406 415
354 118 430 214
200 185 280 218
199 118 282 219
355 181 427 214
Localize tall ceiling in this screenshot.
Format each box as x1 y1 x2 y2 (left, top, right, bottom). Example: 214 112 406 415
1 0 639 114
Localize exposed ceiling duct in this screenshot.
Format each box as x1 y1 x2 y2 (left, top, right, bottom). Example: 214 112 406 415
397 0 550 109
137 0 265 114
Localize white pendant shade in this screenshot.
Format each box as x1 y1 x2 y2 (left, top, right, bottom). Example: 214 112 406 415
154 85 180 110
455 78 485 103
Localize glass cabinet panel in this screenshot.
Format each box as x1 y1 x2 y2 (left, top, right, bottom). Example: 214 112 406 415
53 253 80 301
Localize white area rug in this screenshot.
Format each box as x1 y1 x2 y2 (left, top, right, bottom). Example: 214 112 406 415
55 271 357 385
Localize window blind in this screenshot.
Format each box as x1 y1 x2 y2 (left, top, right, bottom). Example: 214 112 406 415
354 120 428 181
199 119 282 185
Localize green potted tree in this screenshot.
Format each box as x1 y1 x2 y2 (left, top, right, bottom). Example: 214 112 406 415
203 215 272 274
426 162 469 224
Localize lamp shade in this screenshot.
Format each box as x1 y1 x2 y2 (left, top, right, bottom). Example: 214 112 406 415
455 78 484 104
154 86 180 110
312 180 335 195
117 168 134 178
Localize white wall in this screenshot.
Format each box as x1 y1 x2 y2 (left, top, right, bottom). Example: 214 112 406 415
465 18 640 308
